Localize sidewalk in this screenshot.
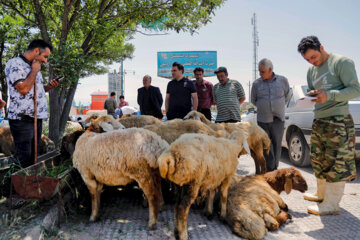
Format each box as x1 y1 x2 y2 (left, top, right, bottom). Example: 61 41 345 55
23 149 360 240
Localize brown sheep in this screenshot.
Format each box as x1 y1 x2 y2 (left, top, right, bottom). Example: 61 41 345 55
0 127 14 156
73 128 169 228
0 127 55 156
118 115 161 128
263 167 308 194
61 129 85 157
226 174 291 240
184 110 270 174
158 131 247 240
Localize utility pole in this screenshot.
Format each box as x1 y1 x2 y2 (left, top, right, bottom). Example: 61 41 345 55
119 61 135 96
250 13 259 100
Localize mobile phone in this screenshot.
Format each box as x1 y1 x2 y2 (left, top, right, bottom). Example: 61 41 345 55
54 75 64 82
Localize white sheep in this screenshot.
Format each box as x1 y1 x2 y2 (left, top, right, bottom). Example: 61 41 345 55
184 110 270 174
73 127 169 229
118 115 161 128
157 131 247 240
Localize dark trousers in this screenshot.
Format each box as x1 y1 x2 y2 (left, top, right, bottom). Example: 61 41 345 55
197 108 212 121
215 119 239 123
9 119 43 168
258 117 284 172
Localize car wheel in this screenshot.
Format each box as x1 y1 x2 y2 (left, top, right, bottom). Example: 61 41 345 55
288 131 310 167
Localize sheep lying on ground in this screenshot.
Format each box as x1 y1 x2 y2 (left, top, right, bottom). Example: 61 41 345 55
158 131 247 240
73 127 169 229
226 174 291 240
184 110 270 174
263 167 308 194
0 127 55 156
118 115 161 128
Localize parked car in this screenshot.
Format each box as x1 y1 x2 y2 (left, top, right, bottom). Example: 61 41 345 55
283 85 360 167
242 85 360 167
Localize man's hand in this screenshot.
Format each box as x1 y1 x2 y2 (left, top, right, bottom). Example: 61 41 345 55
311 91 327 103
44 78 60 92
31 60 42 73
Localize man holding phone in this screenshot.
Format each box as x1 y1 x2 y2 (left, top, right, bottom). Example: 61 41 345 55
4 39 59 168
298 36 360 216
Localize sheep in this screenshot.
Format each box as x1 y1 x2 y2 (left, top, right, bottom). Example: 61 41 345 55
157 131 247 240
84 115 125 133
0 127 55 156
61 129 85 157
0 127 14 156
118 115 161 128
226 174 291 240
184 110 270 174
64 121 84 135
73 127 169 229
263 167 308 194
144 119 229 144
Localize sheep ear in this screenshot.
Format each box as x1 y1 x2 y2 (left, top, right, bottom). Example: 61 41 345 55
285 177 292 194
99 122 114 132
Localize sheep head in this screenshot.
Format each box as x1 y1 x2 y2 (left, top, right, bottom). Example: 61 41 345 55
86 115 125 133
183 110 211 124
284 167 308 194
229 130 250 156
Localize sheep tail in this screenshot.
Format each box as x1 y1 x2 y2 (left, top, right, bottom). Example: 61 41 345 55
158 153 175 179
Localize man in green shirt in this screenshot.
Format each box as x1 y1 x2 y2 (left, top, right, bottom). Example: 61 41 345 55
298 36 360 215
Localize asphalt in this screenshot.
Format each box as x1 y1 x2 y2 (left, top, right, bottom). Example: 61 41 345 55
22 148 360 240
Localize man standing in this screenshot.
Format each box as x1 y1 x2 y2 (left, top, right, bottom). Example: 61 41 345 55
213 67 245 123
193 67 214 121
298 36 360 215
104 92 117 118
165 62 198 120
251 59 290 172
5 39 59 168
137 75 163 119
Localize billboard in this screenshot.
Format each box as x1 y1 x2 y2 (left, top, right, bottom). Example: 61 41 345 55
157 51 217 78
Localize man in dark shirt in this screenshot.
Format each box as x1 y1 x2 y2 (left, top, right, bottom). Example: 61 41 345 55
104 92 117 118
193 67 214 120
165 62 198 120
137 75 163 119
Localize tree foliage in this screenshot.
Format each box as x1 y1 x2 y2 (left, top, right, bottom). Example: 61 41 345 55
0 0 225 146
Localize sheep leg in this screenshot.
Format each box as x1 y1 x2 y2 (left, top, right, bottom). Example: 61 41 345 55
83 174 100 222
264 213 279 231
250 150 261 174
174 184 200 240
154 171 165 210
204 190 215 219
219 176 232 221
137 176 160 229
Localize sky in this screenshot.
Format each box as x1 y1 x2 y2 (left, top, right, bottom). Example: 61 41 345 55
74 0 360 108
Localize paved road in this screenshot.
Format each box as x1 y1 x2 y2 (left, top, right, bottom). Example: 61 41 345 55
25 149 360 240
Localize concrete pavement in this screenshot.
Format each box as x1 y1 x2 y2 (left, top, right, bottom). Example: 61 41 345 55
28 149 360 240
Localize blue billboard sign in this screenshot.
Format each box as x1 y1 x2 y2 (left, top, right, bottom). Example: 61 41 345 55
157 51 217 78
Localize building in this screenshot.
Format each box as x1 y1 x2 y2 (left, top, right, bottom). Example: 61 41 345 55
108 70 123 104
90 91 108 110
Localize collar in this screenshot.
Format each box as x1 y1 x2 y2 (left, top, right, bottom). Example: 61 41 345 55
262 72 276 82
19 55 32 66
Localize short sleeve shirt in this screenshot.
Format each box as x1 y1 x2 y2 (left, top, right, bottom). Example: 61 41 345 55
5 56 48 120
213 79 245 122
166 77 196 115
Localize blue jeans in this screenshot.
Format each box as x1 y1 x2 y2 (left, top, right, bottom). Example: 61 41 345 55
9 118 43 168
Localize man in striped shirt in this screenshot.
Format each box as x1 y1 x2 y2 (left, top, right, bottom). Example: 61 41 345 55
213 67 245 123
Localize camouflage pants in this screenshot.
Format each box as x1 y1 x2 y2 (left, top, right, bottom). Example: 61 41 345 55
311 115 356 182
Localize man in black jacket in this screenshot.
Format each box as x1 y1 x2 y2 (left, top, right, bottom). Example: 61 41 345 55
137 75 163 119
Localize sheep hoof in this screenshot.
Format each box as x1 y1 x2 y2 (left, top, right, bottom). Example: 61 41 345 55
147 222 157 230
204 211 214 220
219 215 227 223
89 215 97 222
